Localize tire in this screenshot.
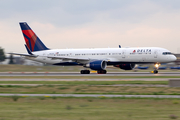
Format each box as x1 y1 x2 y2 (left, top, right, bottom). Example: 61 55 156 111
85 70 90 74
80 70 84 74
97 70 107 74
80 70 90 74
154 70 158 74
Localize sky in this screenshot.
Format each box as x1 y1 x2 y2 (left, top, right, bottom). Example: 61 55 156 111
1 0 180 53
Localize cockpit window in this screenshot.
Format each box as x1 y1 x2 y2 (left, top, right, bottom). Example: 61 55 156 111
162 52 172 55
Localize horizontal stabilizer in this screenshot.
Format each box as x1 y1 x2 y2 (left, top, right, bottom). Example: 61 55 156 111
8 53 37 57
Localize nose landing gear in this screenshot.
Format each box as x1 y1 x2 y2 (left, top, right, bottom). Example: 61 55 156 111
153 63 160 74
153 69 158 74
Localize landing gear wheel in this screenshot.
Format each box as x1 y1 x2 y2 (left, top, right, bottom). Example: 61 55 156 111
80 70 90 74
154 69 158 74
97 70 107 74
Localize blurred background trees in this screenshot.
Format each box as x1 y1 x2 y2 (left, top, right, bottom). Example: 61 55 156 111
0 47 6 64
9 54 14 64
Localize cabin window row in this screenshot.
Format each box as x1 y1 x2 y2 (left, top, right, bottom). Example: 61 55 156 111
49 53 122 56
49 53 69 56
75 53 108 56
75 53 121 56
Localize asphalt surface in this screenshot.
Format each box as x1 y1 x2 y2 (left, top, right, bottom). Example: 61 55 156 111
0 94 179 98
0 72 180 76
0 78 172 81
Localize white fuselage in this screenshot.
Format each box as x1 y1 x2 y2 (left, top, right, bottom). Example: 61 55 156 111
25 47 176 66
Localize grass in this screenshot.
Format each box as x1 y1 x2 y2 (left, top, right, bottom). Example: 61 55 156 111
0 64 130 72
1 84 180 95
0 97 180 120
0 64 82 72
0 80 178 95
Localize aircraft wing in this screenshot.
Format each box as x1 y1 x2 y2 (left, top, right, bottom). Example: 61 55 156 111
47 56 90 61
8 53 38 57
48 56 110 62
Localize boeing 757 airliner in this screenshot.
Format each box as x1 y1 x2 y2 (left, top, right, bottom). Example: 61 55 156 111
9 22 177 74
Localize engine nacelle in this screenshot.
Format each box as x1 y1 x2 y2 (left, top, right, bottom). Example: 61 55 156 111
86 60 107 70
114 64 135 70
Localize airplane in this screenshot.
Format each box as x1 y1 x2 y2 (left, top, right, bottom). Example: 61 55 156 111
9 22 177 74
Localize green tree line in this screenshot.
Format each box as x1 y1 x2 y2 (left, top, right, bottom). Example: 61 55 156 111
0 47 6 63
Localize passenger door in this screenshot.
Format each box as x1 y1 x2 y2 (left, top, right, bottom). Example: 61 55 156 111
154 50 158 58
122 50 126 58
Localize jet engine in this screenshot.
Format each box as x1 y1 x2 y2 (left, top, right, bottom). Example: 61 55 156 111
114 63 135 70
85 60 107 70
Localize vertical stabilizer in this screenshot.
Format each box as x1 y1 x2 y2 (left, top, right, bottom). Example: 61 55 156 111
19 22 49 52
24 44 33 55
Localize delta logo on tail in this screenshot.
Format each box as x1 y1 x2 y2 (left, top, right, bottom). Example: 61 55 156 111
19 22 49 52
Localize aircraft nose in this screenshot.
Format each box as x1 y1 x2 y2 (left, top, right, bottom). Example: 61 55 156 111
171 55 177 61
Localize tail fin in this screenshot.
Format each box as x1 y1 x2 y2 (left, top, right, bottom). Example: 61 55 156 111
19 22 49 52
24 44 33 55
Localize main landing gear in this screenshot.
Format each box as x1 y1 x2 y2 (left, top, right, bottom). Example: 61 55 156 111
80 70 90 74
80 70 107 74
97 70 107 74
153 63 160 74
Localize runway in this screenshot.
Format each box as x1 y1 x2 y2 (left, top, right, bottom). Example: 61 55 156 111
0 93 179 98
0 78 172 81
0 72 180 76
